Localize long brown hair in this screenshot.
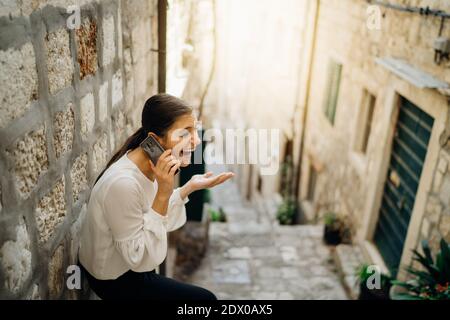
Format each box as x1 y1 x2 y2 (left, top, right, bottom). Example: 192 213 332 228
94 93 193 185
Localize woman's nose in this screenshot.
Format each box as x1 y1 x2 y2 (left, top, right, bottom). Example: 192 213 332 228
193 131 201 147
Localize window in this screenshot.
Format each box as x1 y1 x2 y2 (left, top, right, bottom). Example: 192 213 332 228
323 60 343 125
355 90 376 154
307 165 318 201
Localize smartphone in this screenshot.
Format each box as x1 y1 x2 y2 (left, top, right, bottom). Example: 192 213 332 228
140 135 180 175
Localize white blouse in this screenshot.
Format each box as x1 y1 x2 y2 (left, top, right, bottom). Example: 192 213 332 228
78 150 188 280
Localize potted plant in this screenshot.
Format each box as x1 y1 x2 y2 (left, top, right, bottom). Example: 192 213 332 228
323 212 352 245
208 206 227 222
356 263 392 300
276 198 296 225
391 238 450 300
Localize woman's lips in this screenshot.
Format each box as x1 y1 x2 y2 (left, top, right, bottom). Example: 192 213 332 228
180 149 194 157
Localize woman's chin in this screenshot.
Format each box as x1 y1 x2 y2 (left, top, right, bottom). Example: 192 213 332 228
180 161 190 167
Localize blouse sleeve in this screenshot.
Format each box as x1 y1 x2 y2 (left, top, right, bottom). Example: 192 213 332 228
166 187 189 232
102 177 168 270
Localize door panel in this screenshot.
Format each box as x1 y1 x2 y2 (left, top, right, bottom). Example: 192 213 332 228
374 97 434 276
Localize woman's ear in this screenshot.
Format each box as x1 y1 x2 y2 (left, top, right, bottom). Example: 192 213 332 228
148 132 165 147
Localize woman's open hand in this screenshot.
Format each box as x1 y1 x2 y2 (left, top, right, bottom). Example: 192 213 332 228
183 171 234 197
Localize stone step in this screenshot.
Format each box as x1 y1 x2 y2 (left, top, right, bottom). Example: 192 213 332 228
332 244 366 299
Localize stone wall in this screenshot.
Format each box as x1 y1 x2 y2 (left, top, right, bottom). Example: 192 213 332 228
0 0 158 299
295 0 450 272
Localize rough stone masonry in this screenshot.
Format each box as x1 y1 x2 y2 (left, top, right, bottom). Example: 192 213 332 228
0 0 159 299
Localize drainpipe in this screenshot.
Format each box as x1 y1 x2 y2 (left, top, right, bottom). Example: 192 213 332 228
293 0 320 216
158 0 167 93
157 0 167 276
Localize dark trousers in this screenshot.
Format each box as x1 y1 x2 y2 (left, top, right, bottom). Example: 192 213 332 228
78 262 217 300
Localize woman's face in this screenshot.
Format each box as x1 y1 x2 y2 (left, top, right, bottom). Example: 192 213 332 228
158 113 201 167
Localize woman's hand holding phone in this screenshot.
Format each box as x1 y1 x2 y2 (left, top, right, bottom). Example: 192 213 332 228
149 149 182 216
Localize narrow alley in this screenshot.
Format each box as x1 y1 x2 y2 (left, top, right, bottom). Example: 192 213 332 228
186 164 348 300
1 0 449 302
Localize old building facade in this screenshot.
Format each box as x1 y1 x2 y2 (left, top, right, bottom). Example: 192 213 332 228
294 0 450 279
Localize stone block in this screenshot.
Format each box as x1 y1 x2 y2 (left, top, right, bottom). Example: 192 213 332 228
98 81 108 122
53 103 74 158
70 153 88 203
421 217 431 238
0 217 32 295
251 291 278 300
334 244 365 280
9 125 49 198
212 260 251 284
48 245 64 299
437 157 448 174
225 247 251 259
92 134 108 174
428 229 442 255
45 28 74 95
102 15 115 67
112 71 123 108
281 267 301 279
123 48 134 104
439 176 450 207
109 129 116 153
0 0 20 18
76 19 98 79
133 56 149 100
80 93 95 140
280 246 299 262
35 177 66 243
432 170 444 193
439 215 450 241
117 3 123 60
113 110 126 142
28 284 41 300
69 204 86 265
426 197 443 222
131 19 151 63
0 42 38 128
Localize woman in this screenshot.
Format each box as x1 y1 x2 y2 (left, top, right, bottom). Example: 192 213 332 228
78 94 234 300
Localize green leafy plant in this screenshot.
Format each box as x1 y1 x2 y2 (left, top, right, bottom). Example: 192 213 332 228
208 207 227 222
323 212 352 245
391 239 450 300
324 212 338 227
276 198 296 225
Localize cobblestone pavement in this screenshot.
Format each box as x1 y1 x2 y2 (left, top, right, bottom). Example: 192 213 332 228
185 165 349 300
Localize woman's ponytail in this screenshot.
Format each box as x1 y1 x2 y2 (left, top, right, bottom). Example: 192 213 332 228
93 127 146 185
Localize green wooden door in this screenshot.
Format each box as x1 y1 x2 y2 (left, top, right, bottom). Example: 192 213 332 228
374 97 434 276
